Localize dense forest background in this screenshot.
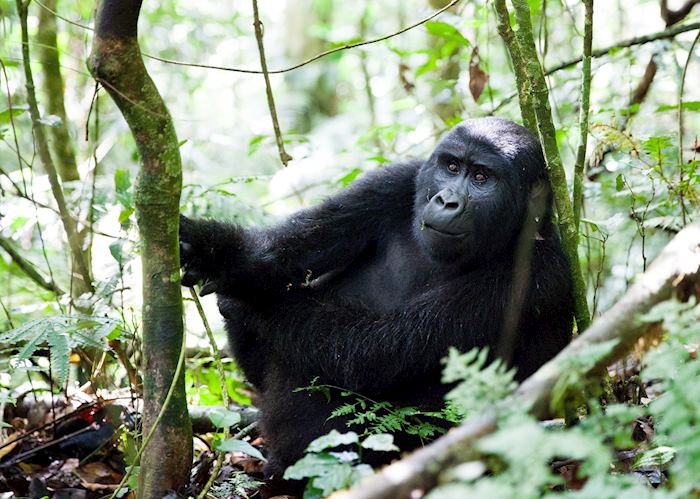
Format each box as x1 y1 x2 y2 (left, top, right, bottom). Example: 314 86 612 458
0 0 699 498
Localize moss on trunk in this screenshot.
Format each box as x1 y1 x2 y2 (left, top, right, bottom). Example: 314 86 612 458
88 1 192 496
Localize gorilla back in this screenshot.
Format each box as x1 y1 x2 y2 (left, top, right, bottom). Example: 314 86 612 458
180 117 574 478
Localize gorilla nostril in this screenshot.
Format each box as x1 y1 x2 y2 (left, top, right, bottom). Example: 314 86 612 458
444 201 459 211
435 195 445 207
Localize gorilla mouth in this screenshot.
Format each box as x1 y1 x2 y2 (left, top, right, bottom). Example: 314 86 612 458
424 224 465 238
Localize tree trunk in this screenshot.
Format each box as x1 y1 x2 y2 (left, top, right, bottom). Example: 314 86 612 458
37 0 80 183
88 1 192 497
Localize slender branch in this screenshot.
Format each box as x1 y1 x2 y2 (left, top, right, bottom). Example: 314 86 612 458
573 0 594 232
142 0 461 74
251 0 292 166
493 0 536 132
340 221 700 499
546 20 700 74
190 288 231 499
34 0 92 30
587 0 699 172
37 0 80 182
0 235 64 295
507 0 591 332
661 0 700 26
677 29 700 226
493 21 700 114
15 0 93 295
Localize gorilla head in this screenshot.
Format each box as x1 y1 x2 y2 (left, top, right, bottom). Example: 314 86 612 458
414 117 551 264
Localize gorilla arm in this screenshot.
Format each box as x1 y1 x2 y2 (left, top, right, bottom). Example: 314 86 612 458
180 161 420 298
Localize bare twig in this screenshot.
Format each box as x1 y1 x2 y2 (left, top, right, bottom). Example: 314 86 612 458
142 0 461 74
546 20 700 74
251 0 292 166
190 287 231 499
0 235 64 294
493 20 700 113
677 29 700 226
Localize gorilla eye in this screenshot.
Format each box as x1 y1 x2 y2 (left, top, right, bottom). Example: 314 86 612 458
473 170 488 183
447 163 460 173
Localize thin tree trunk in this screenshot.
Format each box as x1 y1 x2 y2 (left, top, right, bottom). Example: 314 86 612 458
37 0 80 183
15 0 93 298
496 0 591 332
88 1 191 496
572 0 593 232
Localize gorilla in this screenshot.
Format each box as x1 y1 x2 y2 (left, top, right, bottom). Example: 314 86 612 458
180 117 574 477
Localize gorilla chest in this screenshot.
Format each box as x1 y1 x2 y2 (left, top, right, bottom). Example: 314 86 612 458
330 236 438 312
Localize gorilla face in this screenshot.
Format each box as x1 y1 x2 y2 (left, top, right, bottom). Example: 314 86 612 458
413 117 546 264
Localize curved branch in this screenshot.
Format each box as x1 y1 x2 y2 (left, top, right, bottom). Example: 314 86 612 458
141 0 462 74
88 0 191 495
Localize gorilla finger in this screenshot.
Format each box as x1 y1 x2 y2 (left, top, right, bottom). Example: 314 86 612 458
181 268 202 287
199 280 218 296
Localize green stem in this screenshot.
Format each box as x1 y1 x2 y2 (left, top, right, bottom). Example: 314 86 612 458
508 0 591 332
493 0 537 132
572 0 594 232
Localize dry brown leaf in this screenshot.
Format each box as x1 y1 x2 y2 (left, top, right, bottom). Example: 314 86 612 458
75 461 122 485
469 47 489 103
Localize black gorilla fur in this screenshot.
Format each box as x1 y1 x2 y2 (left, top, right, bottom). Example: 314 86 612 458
180 117 574 478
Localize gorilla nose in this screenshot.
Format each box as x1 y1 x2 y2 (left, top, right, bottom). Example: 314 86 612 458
423 189 467 234
432 189 464 213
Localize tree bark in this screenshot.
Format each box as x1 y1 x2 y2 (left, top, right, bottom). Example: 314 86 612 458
37 0 80 183
15 0 93 299
493 0 537 132
339 221 700 499
496 0 591 333
88 1 192 497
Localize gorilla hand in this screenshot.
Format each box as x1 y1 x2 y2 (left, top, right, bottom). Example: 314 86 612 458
179 215 221 296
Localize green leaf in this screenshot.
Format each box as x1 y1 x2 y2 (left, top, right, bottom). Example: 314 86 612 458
655 101 700 112
634 446 676 469
338 168 362 187
0 105 28 124
109 240 125 264
216 438 266 462
208 408 242 429
47 332 70 385
118 208 134 223
615 173 625 192
424 21 470 46
284 453 339 480
312 463 355 496
361 434 398 452
115 169 131 194
307 430 359 453
247 134 267 157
